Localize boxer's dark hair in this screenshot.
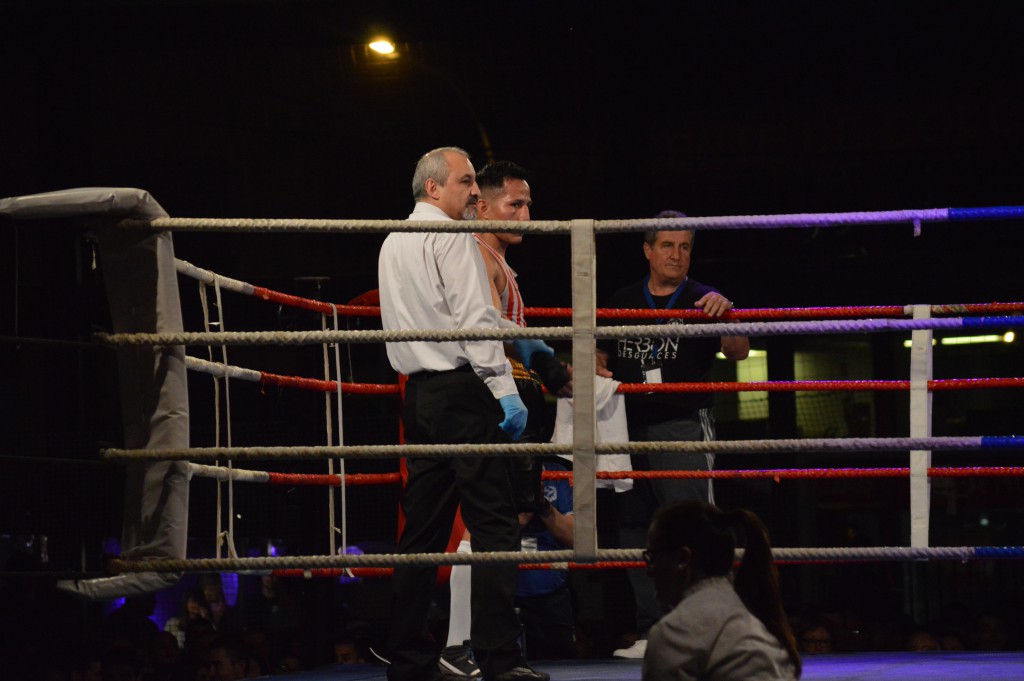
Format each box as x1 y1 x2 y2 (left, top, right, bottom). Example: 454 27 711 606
477 161 530 193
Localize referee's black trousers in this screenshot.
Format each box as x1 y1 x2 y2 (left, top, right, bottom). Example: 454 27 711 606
386 366 522 681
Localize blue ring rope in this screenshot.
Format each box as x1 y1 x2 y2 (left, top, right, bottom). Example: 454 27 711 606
981 436 1024 449
962 316 1024 329
948 206 1024 221
974 547 1024 558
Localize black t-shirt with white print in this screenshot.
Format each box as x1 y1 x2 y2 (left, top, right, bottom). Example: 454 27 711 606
600 277 722 425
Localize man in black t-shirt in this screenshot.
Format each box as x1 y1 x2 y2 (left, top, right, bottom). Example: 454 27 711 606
596 213 749 658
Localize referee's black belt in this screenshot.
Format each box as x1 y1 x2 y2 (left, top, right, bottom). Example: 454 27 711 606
405 363 474 382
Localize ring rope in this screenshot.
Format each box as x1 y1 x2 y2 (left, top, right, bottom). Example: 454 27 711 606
265 565 651 579
175 256 1024 321
187 463 1024 486
211 278 240 562
177 258 379 317
189 465 403 485
198 281 226 558
199 279 233 560
156 213 1024 576
103 435 1023 463
327 304 348 556
262 547 1021 578
183 355 1024 396
126 205 1024 235
321 308 338 557
184 356 400 394
135 217 570 234
93 315 1024 347
107 544 1024 575
529 303 1024 320
264 546 1024 578
615 378 1024 393
262 544 1024 577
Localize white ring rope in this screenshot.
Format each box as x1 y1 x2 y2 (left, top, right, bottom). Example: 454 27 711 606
213 278 240 562
190 463 270 483
198 282 226 559
102 436 1017 463
137 217 567 234
176 258 254 296
108 544 1006 574
94 316 1022 348
327 304 347 556
126 209 952 235
320 309 337 557
186 356 261 382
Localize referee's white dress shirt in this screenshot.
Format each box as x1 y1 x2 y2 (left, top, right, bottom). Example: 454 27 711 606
378 201 517 399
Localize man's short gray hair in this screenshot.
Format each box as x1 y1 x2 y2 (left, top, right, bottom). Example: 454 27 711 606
644 210 693 245
411 146 471 200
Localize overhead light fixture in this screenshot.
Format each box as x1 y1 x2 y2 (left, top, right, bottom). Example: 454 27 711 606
368 39 396 55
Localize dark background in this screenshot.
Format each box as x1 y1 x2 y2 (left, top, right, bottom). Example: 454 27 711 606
2 0 1023 671
3 1 1023 306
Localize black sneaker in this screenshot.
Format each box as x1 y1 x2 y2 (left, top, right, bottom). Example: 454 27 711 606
439 643 481 678
491 660 550 681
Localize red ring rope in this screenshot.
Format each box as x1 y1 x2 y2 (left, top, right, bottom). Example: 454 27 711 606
243 282 1024 321
251 373 1024 395
260 371 401 394
257 467 1024 488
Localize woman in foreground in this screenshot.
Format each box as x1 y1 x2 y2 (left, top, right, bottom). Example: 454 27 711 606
642 501 802 681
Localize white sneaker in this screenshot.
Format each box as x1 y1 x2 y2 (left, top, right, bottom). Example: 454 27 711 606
612 639 647 659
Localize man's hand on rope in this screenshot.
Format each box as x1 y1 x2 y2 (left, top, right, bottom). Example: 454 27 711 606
694 291 734 318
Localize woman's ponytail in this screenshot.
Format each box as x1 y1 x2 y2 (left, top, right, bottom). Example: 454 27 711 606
731 509 802 677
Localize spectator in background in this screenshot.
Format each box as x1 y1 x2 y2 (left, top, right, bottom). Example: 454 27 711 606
906 629 941 652
199 575 238 635
165 589 211 649
975 613 1008 651
597 213 749 659
100 647 143 681
797 620 834 655
241 575 302 649
333 636 368 664
199 636 258 680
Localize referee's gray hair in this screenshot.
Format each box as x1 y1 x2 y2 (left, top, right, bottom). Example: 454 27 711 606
412 146 471 200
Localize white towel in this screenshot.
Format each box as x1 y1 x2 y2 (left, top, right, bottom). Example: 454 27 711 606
553 375 633 492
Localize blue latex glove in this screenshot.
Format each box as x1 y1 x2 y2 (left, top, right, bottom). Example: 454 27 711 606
512 338 555 371
498 394 528 441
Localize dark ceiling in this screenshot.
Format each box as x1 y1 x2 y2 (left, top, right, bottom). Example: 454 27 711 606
3 0 1023 309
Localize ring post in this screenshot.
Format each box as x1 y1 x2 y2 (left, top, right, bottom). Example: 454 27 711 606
909 303 933 549
571 219 597 560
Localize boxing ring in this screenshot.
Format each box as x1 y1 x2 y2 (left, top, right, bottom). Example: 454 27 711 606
267 652 1024 681
3 188 1024 679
